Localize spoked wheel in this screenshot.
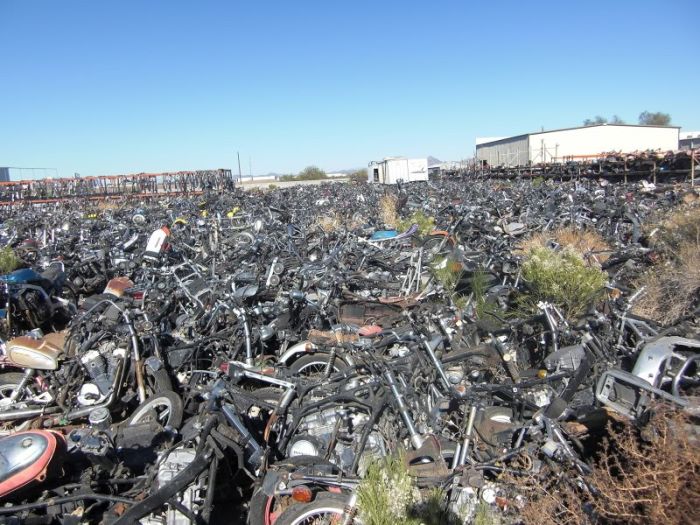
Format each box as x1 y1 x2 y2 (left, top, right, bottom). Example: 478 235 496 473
274 492 355 525
0 372 38 409
421 234 455 262
0 372 41 430
248 458 343 525
128 390 183 429
288 354 348 378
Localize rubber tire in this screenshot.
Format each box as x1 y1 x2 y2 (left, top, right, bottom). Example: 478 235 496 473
273 492 350 525
288 354 348 377
248 457 341 525
0 372 29 404
144 366 173 395
422 234 455 261
128 390 183 430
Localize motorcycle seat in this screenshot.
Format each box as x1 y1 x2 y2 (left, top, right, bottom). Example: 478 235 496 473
42 331 67 352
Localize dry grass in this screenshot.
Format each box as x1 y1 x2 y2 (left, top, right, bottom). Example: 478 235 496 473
516 468 589 525
633 242 700 325
95 200 120 211
633 203 700 325
646 202 700 254
314 211 366 232
314 211 343 233
379 194 399 228
590 407 700 524
516 407 700 525
517 227 610 266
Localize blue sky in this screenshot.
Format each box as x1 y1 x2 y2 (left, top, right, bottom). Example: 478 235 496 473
1 1 697 177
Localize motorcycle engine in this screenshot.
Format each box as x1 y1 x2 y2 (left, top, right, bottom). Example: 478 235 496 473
77 341 126 406
288 407 387 474
141 446 206 525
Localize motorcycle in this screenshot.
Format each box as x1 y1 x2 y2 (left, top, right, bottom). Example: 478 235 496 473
0 261 77 338
0 277 175 427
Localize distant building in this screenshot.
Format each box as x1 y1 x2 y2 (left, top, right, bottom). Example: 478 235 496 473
679 132 700 150
0 168 9 182
368 157 429 184
476 124 680 167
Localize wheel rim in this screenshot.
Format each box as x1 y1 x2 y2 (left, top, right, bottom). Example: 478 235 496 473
0 383 20 408
295 361 342 376
132 398 173 426
289 506 345 525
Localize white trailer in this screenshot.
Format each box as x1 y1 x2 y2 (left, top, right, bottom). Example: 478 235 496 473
368 157 429 184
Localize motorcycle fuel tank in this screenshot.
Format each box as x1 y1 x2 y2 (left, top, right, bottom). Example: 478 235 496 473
0 430 64 497
5 332 66 370
0 268 43 285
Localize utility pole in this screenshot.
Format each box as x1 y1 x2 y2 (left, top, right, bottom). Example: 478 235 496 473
237 152 242 182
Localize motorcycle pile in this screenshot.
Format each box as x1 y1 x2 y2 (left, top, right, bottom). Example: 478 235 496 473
0 176 697 524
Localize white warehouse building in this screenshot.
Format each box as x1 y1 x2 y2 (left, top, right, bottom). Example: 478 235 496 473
476 124 680 167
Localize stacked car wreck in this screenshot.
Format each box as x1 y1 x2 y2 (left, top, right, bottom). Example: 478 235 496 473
0 168 697 524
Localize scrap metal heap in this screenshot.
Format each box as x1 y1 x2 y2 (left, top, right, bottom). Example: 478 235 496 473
0 175 697 524
0 169 235 205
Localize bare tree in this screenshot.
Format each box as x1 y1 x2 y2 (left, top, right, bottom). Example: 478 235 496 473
583 115 607 126
610 115 626 124
638 111 671 126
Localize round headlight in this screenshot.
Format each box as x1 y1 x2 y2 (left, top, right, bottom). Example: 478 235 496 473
288 438 319 458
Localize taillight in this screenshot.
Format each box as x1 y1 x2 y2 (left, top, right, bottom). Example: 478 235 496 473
219 362 230 374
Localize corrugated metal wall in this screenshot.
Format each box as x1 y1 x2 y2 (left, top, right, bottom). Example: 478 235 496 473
476 136 529 167
477 126 679 167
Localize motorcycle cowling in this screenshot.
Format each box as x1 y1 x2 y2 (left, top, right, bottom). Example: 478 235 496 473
0 430 65 498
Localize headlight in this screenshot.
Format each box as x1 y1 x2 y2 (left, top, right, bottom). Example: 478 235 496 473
288 437 319 458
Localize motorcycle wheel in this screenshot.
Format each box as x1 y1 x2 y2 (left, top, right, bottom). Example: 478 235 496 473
288 354 347 378
248 457 341 525
421 234 455 261
273 492 352 525
0 372 29 407
128 390 183 429
144 366 173 395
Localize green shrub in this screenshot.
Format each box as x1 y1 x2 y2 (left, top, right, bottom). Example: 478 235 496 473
267 184 278 190
357 455 451 525
357 454 417 525
0 247 21 274
520 247 606 319
471 269 501 320
431 256 462 291
397 210 435 236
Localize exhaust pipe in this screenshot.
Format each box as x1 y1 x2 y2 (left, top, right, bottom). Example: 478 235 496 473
0 359 125 422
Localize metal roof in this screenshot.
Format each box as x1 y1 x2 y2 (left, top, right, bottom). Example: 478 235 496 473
476 123 680 148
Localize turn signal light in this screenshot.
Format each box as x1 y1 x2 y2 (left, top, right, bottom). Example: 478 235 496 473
291 486 313 503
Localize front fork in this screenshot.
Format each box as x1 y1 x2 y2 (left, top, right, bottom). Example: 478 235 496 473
9 368 34 402
340 493 358 525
